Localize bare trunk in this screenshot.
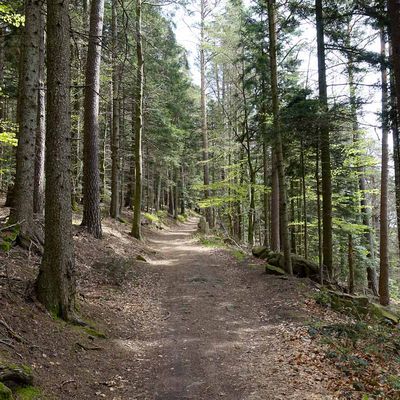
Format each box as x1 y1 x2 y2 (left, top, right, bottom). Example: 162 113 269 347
316 0 333 276
36 0 75 320
271 152 280 250
300 139 308 259
110 0 121 219
131 0 143 240
81 0 105 238
11 0 42 233
348 234 355 294
379 31 390 306
268 0 292 274
200 0 211 226
33 7 45 215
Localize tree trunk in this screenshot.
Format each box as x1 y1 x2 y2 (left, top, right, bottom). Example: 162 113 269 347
348 233 354 294
10 0 42 234
300 139 308 259
271 152 280 250
33 7 45 215
200 0 211 226
267 0 292 274
131 0 144 240
110 0 121 219
316 0 333 276
36 0 75 320
81 0 105 238
347 41 378 295
379 31 390 306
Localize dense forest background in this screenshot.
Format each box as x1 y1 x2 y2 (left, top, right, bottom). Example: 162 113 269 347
1 0 400 316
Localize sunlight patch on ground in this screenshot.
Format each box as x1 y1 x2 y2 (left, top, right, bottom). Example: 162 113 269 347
149 259 178 266
113 338 161 353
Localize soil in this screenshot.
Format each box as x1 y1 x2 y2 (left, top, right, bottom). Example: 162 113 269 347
1 215 348 399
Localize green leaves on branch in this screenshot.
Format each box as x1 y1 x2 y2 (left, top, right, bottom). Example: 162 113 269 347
0 4 24 27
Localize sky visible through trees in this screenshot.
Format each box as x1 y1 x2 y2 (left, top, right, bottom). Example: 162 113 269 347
172 3 382 140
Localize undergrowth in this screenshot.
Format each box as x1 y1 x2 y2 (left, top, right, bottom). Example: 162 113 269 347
308 320 400 398
197 234 226 248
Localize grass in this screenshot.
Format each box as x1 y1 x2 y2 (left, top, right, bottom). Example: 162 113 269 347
197 234 226 248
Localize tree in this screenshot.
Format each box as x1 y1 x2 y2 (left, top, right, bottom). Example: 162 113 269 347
389 0 400 119
36 0 76 320
379 30 389 305
110 0 121 219
10 0 42 237
81 0 105 238
200 0 212 227
267 0 292 274
315 0 333 276
33 4 45 215
131 0 144 240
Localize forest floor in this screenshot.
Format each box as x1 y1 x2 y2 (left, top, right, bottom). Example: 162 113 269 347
1 212 400 399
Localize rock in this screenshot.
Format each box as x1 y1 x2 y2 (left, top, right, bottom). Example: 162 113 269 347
369 303 399 325
319 291 400 325
329 291 370 316
198 217 209 234
252 246 270 258
253 249 320 278
265 264 286 276
0 363 33 387
0 383 12 400
136 254 148 262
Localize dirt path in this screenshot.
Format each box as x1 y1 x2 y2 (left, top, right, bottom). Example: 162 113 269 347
2 216 339 399
129 218 336 400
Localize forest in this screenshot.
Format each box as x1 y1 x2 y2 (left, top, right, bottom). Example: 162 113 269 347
1 0 400 398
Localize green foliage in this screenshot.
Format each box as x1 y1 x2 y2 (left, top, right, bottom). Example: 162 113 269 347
1 225 19 252
0 3 24 27
197 234 225 248
143 213 159 224
177 214 188 223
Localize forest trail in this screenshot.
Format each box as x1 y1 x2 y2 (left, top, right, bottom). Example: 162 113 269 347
124 218 336 400
1 216 341 400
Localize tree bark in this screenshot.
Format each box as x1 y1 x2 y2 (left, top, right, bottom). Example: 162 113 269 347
200 0 212 226
110 0 121 219
348 234 354 294
33 6 45 215
379 31 390 306
36 0 75 320
81 0 105 238
271 152 280 250
267 0 292 274
131 0 144 240
316 0 333 276
10 0 42 234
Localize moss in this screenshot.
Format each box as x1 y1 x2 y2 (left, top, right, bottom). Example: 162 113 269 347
265 264 286 276
0 383 12 400
14 386 41 400
231 249 246 262
83 326 106 339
